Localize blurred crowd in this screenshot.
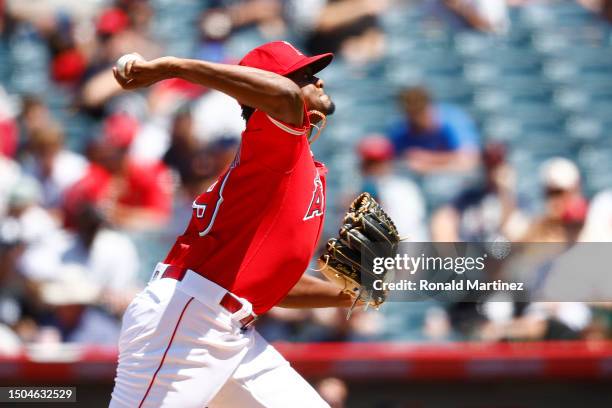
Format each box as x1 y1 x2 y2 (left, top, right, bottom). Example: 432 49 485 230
1 1 612 388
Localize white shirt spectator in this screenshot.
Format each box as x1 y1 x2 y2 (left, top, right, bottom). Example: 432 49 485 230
192 90 245 144
580 189 612 241
428 0 510 34
0 324 21 356
285 0 327 34
19 228 140 291
128 91 244 163
6 176 59 244
525 302 592 333
7 0 106 20
22 150 88 209
15 206 59 244
372 175 429 241
472 0 509 33
129 116 172 163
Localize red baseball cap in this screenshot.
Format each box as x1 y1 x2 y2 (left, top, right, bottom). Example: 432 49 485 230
97 8 129 36
103 113 139 149
239 41 333 76
357 135 395 162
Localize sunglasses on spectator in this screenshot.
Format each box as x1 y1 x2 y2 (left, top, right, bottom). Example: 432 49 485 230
545 187 567 197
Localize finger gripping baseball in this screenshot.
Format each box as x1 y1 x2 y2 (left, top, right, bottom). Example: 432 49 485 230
319 192 400 311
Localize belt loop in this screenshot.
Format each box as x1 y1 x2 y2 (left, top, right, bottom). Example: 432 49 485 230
150 263 168 283
229 294 254 321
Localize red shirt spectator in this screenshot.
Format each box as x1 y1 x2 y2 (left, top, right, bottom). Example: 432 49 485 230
0 118 17 158
64 113 173 230
64 161 173 230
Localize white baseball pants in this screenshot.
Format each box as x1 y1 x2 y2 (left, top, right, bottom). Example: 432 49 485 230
109 268 329 408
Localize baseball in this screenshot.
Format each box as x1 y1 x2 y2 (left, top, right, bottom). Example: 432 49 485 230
115 53 144 79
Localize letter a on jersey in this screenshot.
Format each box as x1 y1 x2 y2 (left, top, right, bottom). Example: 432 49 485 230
304 176 324 220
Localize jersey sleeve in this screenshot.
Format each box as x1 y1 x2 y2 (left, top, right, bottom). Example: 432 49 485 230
240 108 311 172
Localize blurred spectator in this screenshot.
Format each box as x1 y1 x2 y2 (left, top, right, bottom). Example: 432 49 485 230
19 96 52 143
5 0 103 22
162 109 215 234
21 123 88 211
580 189 612 241
126 78 208 163
210 137 241 173
0 154 20 217
67 113 174 230
381 301 455 341
427 0 510 34
431 143 529 242
479 301 591 341
0 324 20 355
119 0 155 36
195 8 232 63
5 177 59 244
0 86 18 158
163 109 209 191
197 0 285 48
0 220 30 349
521 157 587 243
80 4 161 109
167 135 239 236
316 377 348 408
52 48 87 84
96 7 129 38
301 308 383 342
36 264 120 344
20 197 140 315
357 134 428 241
0 0 11 38
476 159 591 342
192 90 244 145
387 87 480 174
578 0 612 23
219 0 285 37
255 307 315 342
287 0 387 64
44 12 87 85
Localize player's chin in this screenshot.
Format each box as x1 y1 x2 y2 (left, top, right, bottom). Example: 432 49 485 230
326 100 336 116
321 97 335 116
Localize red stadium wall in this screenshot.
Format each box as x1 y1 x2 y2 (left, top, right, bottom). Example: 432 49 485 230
1 341 612 407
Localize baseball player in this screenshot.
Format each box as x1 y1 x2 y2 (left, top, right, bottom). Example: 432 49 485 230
109 41 357 408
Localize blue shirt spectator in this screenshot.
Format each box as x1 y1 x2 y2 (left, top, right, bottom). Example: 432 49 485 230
388 103 479 154
387 87 480 174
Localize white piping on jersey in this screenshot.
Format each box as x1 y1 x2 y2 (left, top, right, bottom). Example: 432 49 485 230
194 150 240 237
266 114 307 136
195 167 232 236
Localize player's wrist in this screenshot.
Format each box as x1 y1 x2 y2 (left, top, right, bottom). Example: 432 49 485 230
159 56 180 80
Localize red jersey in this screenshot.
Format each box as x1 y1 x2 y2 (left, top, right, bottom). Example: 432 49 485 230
164 107 326 314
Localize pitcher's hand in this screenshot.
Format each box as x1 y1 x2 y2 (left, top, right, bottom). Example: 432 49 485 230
113 56 175 90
